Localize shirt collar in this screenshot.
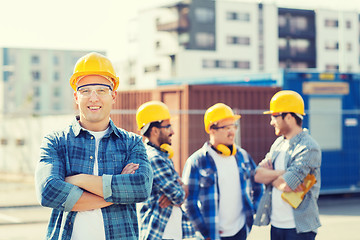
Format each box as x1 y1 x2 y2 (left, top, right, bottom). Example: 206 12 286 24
288 128 308 146
71 116 121 138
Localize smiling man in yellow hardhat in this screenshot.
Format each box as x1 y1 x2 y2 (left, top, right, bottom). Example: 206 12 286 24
35 52 153 240
254 90 321 240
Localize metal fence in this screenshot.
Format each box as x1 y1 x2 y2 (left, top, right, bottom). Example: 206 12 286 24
1 110 359 194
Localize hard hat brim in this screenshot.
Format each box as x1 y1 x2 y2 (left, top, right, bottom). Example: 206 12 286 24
263 110 272 114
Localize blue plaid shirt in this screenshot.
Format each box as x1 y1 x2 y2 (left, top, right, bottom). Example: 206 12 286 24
182 142 263 240
138 143 195 240
35 117 153 240
254 129 322 233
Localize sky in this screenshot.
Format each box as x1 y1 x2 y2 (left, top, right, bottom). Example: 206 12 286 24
0 0 359 62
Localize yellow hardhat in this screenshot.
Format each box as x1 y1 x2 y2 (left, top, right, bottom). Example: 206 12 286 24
264 90 305 115
204 103 241 133
136 101 171 134
69 52 119 91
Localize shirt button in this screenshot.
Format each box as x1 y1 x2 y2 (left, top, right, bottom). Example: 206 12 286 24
90 156 93 159
91 136 94 140
265 204 268 208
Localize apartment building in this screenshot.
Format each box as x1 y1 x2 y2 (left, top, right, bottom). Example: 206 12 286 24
123 0 360 89
0 48 104 115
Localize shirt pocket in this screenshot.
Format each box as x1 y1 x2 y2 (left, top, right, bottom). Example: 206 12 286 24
199 168 215 188
102 150 128 174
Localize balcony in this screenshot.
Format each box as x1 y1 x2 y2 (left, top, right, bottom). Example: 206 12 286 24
157 18 189 32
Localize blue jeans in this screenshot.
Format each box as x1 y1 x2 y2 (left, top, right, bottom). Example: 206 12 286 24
221 225 247 240
271 226 316 240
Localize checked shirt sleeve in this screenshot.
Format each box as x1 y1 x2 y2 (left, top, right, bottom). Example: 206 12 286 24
247 154 264 211
102 136 153 204
283 145 321 191
182 157 211 239
151 154 185 205
35 133 83 212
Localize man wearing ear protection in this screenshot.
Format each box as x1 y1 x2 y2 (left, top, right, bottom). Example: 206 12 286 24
254 90 321 240
182 103 263 240
136 101 195 240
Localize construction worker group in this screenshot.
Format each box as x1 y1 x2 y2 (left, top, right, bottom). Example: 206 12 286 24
35 52 321 240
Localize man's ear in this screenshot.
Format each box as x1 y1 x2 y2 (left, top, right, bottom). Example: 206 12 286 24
111 91 117 103
73 91 79 104
150 126 159 136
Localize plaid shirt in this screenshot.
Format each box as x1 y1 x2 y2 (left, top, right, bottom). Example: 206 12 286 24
138 143 195 240
254 129 322 233
35 117 153 240
182 142 263 240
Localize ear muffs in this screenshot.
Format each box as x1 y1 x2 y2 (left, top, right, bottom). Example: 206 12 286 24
215 144 237 156
160 143 174 159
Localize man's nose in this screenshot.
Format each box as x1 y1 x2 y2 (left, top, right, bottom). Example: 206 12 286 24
89 90 100 100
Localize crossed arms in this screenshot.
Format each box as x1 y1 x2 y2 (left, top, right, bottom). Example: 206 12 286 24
64 163 139 211
35 134 153 213
254 158 298 192
254 145 321 192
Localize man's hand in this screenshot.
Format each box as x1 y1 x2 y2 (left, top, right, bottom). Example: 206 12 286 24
121 163 139 174
158 194 172 208
177 178 189 199
272 175 292 192
258 158 273 170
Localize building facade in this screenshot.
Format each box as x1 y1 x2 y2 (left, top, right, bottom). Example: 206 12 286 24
123 0 360 89
0 48 104 115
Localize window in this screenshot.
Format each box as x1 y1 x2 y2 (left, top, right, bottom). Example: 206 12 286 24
179 33 190 46
325 64 339 71
289 39 310 56
1 139 8 145
144 65 160 73
53 55 59 65
290 62 308 69
227 12 237 20
347 43 352 51
195 32 215 48
32 71 41 81
279 38 287 50
346 20 351 29
53 102 61 110
309 97 342 150
16 139 26 146
235 61 250 69
31 55 40 64
226 12 250 21
54 72 59 81
34 86 41 97
325 41 339 50
202 59 216 68
325 19 338 28
53 87 61 97
219 60 233 68
227 36 250 45
3 71 13 82
195 8 214 23
155 41 161 49
278 15 287 27
279 61 287 69
294 16 308 31
238 12 250 21
34 101 41 111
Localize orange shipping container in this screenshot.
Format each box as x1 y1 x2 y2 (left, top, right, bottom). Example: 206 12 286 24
111 85 281 175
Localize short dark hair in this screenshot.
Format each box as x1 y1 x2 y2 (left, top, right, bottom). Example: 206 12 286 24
281 112 302 126
143 121 162 137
